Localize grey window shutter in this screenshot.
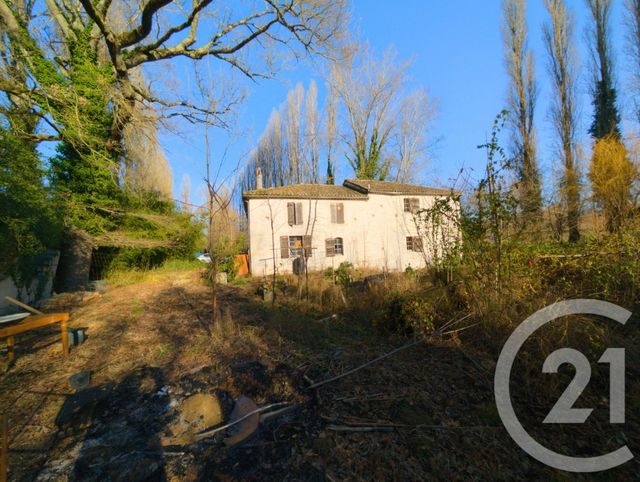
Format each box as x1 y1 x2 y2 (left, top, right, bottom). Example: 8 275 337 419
410 198 420 213
414 237 423 252
303 235 312 257
330 204 336 223
325 238 335 257
280 236 289 258
295 202 303 225
287 203 295 226
337 203 344 224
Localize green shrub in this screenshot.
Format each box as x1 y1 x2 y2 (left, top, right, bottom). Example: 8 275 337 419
378 292 436 334
335 261 353 287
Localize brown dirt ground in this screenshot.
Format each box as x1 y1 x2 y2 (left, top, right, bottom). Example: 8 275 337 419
1 269 638 481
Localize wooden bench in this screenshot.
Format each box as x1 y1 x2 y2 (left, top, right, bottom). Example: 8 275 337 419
0 313 70 362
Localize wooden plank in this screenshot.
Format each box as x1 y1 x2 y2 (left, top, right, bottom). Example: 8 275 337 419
3 297 43 315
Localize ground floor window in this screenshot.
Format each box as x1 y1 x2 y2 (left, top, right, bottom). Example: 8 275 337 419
406 236 423 252
334 237 344 255
325 237 344 256
289 235 303 257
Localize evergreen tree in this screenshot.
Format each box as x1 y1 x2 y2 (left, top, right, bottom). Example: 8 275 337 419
587 0 621 139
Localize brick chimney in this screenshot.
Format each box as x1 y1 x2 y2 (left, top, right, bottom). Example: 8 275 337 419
256 167 263 190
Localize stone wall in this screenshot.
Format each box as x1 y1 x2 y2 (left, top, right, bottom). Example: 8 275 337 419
0 250 60 315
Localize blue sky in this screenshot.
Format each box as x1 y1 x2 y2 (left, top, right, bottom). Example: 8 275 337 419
159 0 633 206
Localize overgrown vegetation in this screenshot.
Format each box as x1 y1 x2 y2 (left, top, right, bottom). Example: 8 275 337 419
263 112 639 371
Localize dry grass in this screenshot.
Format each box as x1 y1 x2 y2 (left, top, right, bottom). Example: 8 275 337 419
105 258 204 287
1 253 638 480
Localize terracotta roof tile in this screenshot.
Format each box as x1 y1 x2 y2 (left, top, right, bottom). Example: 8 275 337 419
343 179 454 196
243 180 455 200
243 184 367 200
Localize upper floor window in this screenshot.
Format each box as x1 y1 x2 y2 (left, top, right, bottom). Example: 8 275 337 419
330 203 345 224
404 198 420 213
287 202 303 225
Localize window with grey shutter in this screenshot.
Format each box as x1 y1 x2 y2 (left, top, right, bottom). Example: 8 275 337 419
280 236 289 258
287 203 295 226
330 203 345 224
336 203 344 223
325 238 335 257
295 202 303 225
303 235 312 257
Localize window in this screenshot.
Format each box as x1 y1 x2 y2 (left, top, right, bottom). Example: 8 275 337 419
404 198 420 213
334 237 344 255
406 236 423 252
330 203 345 224
287 202 303 226
288 235 303 257
280 235 312 258
326 237 344 256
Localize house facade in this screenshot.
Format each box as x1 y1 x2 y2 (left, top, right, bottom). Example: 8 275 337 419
242 179 457 276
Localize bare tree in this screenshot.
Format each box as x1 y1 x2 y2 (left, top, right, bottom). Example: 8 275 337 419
0 0 348 156
123 104 173 198
394 88 435 183
268 110 286 186
286 83 305 183
180 174 191 212
586 0 620 139
544 0 581 242
203 121 242 323
0 0 39 143
502 0 542 220
331 46 408 180
325 80 338 184
625 0 640 124
305 80 320 183
244 80 328 190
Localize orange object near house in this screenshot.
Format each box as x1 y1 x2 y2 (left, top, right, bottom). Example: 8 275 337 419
234 254 249 276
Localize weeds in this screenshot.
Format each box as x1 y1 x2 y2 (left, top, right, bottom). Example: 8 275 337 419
106 258 204 287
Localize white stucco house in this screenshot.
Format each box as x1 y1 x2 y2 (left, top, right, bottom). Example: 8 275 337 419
242 178 458 276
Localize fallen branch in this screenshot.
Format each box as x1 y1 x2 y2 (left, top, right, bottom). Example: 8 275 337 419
259 404 299 423
306 338 426 390
306 313 474 391
436 312 473 334
313 314 338 323
195 402 291 440
326 424 394 433
439 322 481 337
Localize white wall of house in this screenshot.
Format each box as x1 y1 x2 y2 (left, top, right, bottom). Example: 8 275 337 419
246 193 452 276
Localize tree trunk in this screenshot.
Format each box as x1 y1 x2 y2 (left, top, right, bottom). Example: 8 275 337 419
211 258 218 323
54 228 93 292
